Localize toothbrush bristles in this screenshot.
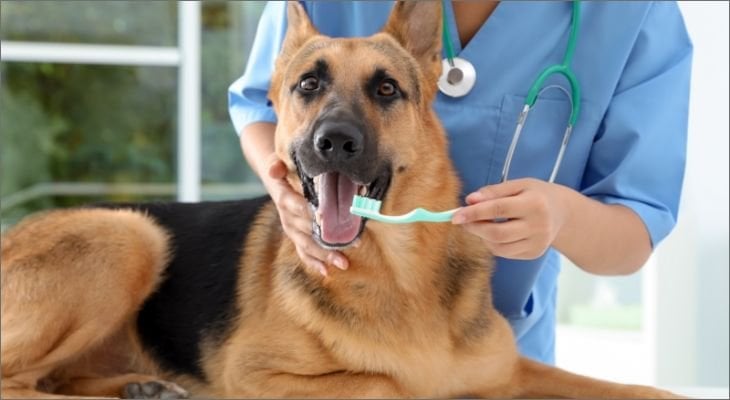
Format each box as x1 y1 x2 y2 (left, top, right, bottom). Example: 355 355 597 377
352 195 381 211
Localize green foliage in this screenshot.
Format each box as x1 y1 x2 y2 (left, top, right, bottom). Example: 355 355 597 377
0 1 267 225
1 62 177 185
0 0 177 46
0 87 65 197
0 84 64 227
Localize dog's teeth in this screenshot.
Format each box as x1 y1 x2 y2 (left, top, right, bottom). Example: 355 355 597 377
359 185 368 196
315 210 323 226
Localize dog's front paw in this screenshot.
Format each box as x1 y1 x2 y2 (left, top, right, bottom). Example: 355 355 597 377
122 380 189 399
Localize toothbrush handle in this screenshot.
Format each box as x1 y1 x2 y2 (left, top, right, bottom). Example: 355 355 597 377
350 206 461 224
413 208 459 223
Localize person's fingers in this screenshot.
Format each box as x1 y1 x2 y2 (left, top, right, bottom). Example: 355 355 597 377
275 186 309 215
291 230 329 261
465 179 533 204
289 230 349 272
326 252 349 270
298 252 329 277
460 220 528 244
265 157 351 273
289 211 314 236
486 239 534 259
459 221 548 259
458 225 537 259
452 197 525 224
266 156 288 180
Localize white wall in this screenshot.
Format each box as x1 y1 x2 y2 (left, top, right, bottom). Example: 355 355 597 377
656 0 729 389
556 2 729 393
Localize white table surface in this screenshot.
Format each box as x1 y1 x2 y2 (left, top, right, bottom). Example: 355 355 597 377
670 386 729 399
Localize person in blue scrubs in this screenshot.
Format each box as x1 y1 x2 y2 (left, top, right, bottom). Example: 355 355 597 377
228 1 692 364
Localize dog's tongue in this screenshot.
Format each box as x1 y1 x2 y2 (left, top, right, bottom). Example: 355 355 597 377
318 172 362 244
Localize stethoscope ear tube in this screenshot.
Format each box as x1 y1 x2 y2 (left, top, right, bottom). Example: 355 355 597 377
501 105 530 183
501 103 575 184
549 124 573 183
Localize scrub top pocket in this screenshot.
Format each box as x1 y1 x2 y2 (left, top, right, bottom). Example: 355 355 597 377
432 100 502 199
492 94 598 189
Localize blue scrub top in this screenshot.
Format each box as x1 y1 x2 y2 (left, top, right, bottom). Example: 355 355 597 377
228 1 692 364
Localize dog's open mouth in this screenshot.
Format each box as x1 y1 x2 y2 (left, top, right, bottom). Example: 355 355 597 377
295 157 391 249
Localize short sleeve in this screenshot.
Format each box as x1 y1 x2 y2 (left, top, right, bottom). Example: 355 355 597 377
227 1 290 136
581 2 693 247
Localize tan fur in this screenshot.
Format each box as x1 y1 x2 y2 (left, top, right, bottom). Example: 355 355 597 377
1 2 681 398
1 209 170 398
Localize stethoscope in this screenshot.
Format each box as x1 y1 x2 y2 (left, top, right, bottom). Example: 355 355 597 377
438 0 582 184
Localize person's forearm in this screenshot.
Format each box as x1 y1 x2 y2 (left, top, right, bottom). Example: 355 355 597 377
552 186 653 276
240 122 277 180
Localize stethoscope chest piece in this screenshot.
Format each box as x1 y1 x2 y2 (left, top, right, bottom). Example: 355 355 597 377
438 57 476 98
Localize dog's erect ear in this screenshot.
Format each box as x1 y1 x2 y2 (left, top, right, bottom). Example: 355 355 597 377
281 1 318 62
270 2 319 110
383 1 443 83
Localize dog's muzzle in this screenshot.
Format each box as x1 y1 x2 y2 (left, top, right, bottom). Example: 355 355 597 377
291 113 391 249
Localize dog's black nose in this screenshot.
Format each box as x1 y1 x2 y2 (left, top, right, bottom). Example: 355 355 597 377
313 121 364 162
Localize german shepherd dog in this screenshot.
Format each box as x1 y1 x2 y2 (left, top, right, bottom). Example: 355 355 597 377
1 2 680 398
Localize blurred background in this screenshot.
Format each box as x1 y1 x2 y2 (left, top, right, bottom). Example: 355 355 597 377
1 1 727 396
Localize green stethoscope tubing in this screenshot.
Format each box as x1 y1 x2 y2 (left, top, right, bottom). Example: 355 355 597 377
442 6 457 68
525 0 581 126
442 0 582 183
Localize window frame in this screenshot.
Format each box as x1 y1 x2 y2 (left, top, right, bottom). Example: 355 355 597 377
0 1 201 202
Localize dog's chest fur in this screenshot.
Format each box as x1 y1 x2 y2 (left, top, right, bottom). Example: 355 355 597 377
265 222 495 388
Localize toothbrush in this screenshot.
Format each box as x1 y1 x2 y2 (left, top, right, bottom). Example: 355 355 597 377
350 195 459 224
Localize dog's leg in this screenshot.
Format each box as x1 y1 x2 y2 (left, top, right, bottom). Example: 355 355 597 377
228 371 404 398
53 374 189 399
506 356 682 399
0 385 100 399
1 209 170 398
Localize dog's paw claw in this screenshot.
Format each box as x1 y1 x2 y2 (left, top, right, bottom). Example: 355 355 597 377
122 381 189 399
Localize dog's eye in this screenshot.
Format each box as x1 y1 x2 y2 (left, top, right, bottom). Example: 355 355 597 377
377 81 398 97
299 76 320 92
